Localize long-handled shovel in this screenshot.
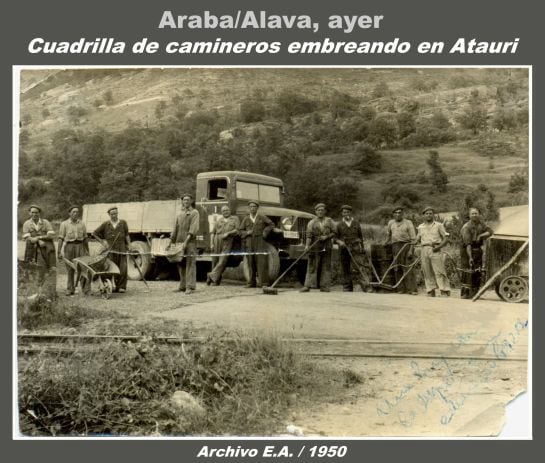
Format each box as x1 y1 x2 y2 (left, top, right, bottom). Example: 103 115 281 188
128 250 150 292
263 240 320 295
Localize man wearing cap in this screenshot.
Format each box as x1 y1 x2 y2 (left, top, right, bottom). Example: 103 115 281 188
170 194 200 294
207 205 240 286
415 206 451 297
335 205 371 292
460 207 494 299
239 200 275 288
386 207 418 295
58 206 90 296
94 206 130 293
300 203 336 292
22 205 57 293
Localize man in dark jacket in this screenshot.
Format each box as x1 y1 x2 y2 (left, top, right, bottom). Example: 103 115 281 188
336 205 371 292
239 201 275 288
94 206 130 293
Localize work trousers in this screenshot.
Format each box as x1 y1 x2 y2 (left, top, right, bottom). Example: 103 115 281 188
177 242 197 290
339 245 371 291
420 246 450 293
109 250 128 291
24 242 57 298
460 245 483 298
209 239 234 284
64 241 90 294
391 242 417 293
304 248 332 290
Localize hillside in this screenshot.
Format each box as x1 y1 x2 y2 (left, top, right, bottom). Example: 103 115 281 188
18 68 529 223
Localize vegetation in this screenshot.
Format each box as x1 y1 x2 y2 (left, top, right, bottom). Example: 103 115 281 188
18 68 529 223
19 333 358 436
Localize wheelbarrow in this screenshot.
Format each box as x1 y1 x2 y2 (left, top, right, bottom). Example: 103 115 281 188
63 254 120 299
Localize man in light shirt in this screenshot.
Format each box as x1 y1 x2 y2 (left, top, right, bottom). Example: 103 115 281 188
58 206 90 296
415 206 451 297
386 206 418 295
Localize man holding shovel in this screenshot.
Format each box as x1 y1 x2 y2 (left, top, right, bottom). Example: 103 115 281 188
94 206 130 293
336 205 372 292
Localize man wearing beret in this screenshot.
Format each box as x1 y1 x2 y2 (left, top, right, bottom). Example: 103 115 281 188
335 205 371 292
207 205 240 286
239 200 275 288
94 206 131 293
386 207 418 295
58 206 90 296
170 194 200 294
415 206 451 297
300 203 336 292
22 205 57 294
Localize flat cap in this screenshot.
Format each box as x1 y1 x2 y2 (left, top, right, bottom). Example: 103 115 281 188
181 193 193 200
314 203 326 211
248 200 259 207
107 206 118 213
392 206 403 213
28 204 41 212
421 206 434 214
340 204 353 211
68 205 79 213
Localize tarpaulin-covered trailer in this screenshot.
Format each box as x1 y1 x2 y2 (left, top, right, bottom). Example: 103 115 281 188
473 205 529 303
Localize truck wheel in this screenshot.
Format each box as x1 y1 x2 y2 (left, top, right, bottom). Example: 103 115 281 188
242 243 280 285
127 241 152 281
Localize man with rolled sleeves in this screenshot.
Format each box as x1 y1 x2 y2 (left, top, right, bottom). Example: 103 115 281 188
335 205 371 292
415 206 450 297
207 205 240 286
22 205 57 294
300 203 336 292
94 206 130 293
239 200 275 288
58 206 90 296
171 194 200 294
386 206 418 295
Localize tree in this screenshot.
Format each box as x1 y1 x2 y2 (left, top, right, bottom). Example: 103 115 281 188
325 90 359 119
273 89 317 122
103 89 114 105
240 99 266 123
426 150 449 193
458 90 488 134
396 112 417 138
508 171 528 194
154 100 167 120
353 143 382 174
367 116 398 148
492 109 517 131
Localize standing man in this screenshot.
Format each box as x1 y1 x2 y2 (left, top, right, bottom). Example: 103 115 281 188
335 205 371 292
460 207 493 299
239 201 275 288
300 203 336 292
58 206 90 296
22 205 57 295
386 206 418 295
415 206 451 297
94 206 130 293
207 205 240 286
170 194 200 294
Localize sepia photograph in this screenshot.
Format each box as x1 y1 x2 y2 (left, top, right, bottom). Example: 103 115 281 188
15 67 530 437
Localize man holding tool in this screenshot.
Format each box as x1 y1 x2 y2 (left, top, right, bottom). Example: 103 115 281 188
386 206 418 295
207 205 240 286
94 206 131 293
58 206 90 296
300 203 336 293
335 204 372 292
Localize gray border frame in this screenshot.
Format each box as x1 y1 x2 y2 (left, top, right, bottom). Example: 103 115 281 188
3 0 542 461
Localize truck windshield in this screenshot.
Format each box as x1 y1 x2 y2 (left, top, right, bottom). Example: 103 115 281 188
236 181 281 204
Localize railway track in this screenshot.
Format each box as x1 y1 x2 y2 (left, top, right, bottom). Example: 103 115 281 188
17 333 527 361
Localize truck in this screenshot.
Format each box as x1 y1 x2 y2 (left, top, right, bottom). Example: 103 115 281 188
82 171 315 282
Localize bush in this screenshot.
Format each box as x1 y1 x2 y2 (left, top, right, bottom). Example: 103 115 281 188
18 333 349 436
508 171 528 194
367 115 398 148
353 143 382 173
240 99 266 123
273 89 317 121
469 135 516 157
492 109 517 131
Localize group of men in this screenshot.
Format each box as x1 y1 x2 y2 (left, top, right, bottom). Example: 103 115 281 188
22 196 493 300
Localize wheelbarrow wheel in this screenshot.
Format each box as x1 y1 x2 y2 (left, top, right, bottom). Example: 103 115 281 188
497 276 528 303
101 278 114 299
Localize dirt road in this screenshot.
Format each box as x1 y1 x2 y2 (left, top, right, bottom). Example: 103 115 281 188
38 273 528 437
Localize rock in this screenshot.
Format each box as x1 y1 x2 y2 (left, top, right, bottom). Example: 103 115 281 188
170 390 205 417
286 424 304 436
